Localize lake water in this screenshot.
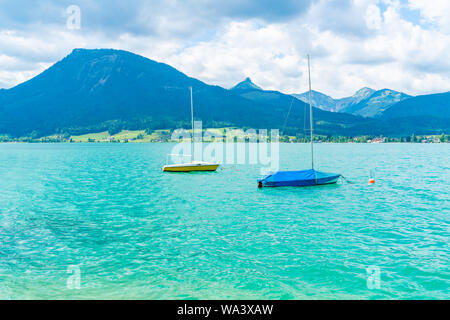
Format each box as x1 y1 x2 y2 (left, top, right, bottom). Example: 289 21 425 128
0 143 448 299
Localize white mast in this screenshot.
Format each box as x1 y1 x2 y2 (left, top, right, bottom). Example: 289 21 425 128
307 55 314 170
190 86 194 162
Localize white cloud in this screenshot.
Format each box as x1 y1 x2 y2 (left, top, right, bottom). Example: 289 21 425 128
0 0 449 98
161 1 450 97
408 0 450 32
366 4 383 30
166 22 305 92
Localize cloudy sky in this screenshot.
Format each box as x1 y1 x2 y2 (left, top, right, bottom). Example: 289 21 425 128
0 0 449 97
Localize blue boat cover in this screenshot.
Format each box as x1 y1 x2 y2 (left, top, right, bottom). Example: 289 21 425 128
258 169 341 187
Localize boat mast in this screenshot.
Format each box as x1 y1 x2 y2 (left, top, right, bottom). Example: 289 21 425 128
307 55 314 170
190 86 194 162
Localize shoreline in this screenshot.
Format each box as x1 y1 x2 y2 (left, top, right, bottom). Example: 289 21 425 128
1 129 448 144
0 141 448 144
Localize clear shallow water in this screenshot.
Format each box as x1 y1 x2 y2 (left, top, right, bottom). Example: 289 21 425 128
0 143 448 300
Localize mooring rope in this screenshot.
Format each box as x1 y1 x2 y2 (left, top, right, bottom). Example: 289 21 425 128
340 175 354 184
219 166 237 171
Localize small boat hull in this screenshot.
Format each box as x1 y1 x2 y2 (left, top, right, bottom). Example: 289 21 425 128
258 169 341 187
162 163 219 172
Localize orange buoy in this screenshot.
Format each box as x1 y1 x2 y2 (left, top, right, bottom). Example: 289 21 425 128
368 178 375 184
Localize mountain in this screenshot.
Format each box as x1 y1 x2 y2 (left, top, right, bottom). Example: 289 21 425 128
341 89 412 117
292 90 336 112
292 87 377 113
0 49 367 137
293 87 412 118
231 77 262 91
0 49 281 136
234 84 448 136
0 48 447 138
335 87 375 112
229 81 372 137
382 91 450 119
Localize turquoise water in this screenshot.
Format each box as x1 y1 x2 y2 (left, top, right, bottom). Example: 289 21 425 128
0 143 449 299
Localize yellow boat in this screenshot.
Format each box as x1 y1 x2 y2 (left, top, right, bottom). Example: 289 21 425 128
162 161 219 172
163 87 220 173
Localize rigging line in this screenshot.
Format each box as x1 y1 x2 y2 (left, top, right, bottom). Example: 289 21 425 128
281 96 295 134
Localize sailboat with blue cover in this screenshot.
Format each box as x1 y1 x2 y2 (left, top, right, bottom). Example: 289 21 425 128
258 55 341 187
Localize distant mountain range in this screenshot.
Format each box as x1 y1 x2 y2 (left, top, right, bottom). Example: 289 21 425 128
343 89 411 117
0 48 448 137
336 87 376 113
293 87 412 117
229 78 366 137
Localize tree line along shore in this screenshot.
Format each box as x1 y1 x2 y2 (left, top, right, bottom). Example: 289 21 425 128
0 129 448 144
